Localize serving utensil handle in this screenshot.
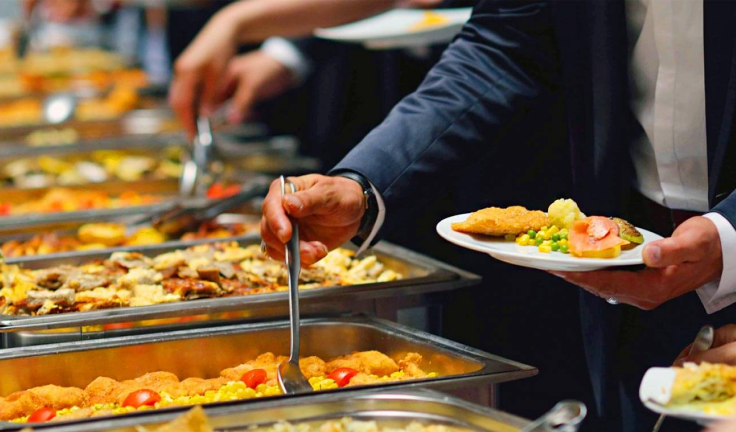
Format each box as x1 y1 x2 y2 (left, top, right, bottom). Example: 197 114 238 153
282 176 301 362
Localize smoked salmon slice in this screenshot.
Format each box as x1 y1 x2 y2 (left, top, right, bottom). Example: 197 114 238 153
569 216 629 257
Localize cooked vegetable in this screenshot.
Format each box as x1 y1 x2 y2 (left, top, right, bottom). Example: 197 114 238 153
611 217 644 249
326 367 360 387
548 198 586 230
240 369 267 389
27 407 56 423
123 389 161 408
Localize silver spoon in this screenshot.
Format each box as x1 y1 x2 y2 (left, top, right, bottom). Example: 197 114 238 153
277 175 313 394
651 325 715 432
521 400 587 432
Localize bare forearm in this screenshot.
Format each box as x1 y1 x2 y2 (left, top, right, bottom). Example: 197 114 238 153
218 0 396 44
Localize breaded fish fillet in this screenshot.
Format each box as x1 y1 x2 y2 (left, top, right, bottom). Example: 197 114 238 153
451 206 549 236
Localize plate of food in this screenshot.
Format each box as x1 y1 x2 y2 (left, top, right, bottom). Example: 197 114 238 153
436 199 663 272
314 8 473 50
640 362 736 423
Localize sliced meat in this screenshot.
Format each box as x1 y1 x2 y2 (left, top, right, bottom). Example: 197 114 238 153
33 265 75 289
25 288 76 308
110 252 153 270
162 278 224 299
196 267 221 284
65 273 110 291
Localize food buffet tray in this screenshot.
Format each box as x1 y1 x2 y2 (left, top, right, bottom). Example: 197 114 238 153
32 389 532 432
0 317 537 431
0 238 479 346
0 179 180 231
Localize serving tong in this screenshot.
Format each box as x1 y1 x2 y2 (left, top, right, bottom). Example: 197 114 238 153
277 175 313 394
129 175 270 236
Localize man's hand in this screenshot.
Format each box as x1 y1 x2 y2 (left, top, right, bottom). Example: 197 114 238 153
169 11 239 137
674 324 736 366
551 216 723 310
706 418 736 432
217 51 295 125
260 174 366 266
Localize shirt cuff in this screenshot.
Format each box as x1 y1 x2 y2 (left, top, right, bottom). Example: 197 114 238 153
696 212 736 314
354 182 386 256
260 37 312 85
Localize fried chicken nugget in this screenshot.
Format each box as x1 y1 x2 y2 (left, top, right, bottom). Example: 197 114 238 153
0 385 88 420
326 351 399 376
299 356 326 379
85 377 125 405
398 353 427 379
451 206 549 236
220 353 287 382
179 377 230 397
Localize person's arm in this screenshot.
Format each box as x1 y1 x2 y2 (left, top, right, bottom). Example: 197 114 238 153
695 193 736 312
261 0 560 264
170 0 441 135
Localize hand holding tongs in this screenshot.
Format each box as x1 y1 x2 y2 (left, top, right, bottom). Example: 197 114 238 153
277 175 313 394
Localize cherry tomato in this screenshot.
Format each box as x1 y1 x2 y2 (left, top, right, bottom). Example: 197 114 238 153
0 202 11 215
240 369 267 389
326 367 360 387
27 407 56 423
122 389 161 408
207 183 241 200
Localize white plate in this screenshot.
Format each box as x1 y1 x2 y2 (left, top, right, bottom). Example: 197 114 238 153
640 367 725 425
436 213 663 272
314 8 472 50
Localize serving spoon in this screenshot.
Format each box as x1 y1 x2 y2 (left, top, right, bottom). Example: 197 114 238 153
277 175 313 394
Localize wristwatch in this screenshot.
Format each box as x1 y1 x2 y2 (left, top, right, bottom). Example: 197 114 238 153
332 170 379 245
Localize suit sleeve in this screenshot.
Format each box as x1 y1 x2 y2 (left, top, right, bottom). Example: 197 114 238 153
331 0 560 234
712 190 736 229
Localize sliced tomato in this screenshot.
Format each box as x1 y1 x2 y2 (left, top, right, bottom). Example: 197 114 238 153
27 407 56 423
0 202 11 215
122 389 161 408
569 216 629 255
240 369 267 389
327 367 360 387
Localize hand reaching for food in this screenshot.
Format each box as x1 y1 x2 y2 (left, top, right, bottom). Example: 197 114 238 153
675 324 736 366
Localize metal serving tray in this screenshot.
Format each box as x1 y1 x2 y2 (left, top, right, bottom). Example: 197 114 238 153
0 179 180 231
0 317 537 431
33 389 532 432
0 238 479 345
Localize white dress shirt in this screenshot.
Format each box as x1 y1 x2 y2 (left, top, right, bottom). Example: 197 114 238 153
626 0 736 313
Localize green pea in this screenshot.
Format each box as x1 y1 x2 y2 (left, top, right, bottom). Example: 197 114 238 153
551 242 560 251
560 244 569 254
528 230 536 239
551 234 560 242
535 236 544 246
560 232 568 240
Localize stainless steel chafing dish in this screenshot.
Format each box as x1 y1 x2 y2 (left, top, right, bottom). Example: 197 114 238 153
0 238 479 347
0 317 537 431
27 389 533 432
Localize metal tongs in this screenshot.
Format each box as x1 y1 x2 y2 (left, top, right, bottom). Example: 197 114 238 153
130 176 270 236
277 175 313 394
520 400 587 432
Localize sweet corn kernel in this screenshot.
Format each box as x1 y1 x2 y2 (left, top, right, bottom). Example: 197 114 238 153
538 245 552 253
526 239 536 246
516 234 530 245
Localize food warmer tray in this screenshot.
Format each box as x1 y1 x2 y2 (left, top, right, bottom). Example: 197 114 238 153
30 389 532 432
0 316 537 431
0 179 181 231
0 238 480 346
0 109 269 148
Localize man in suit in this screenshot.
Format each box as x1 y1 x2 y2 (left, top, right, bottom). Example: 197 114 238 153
260 0 736 430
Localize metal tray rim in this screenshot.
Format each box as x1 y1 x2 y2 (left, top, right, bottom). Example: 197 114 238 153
0 240 477 331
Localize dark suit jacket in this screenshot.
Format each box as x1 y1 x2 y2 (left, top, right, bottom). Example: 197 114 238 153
333 0 736 234
332 0 736 427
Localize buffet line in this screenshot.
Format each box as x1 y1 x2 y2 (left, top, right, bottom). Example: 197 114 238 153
0 51 583 432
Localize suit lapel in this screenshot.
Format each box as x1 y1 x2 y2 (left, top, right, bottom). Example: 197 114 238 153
704 0 736 204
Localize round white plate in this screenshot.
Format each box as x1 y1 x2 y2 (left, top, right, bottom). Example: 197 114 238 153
314 8 472 50
436 213 664 272
641 400 722 425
